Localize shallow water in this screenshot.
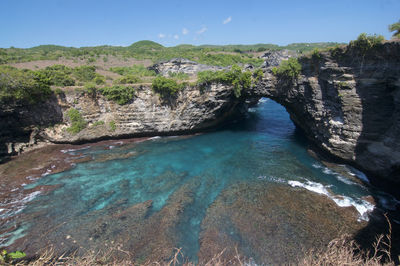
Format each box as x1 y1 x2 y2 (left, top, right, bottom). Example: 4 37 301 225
1 99 397 263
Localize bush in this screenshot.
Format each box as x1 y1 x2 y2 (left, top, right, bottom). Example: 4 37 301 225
311 48 322 61
109 120 116 131
73 65 97 82
271 57 302 80
66 108 87 134
94 74 106 85
91 120 104 127
113 74 142 84
196 65 252 98
36 65 75 86
53 87 64 95
109 65 156 77
0 65 52 104
388 20 400 39
84 82 97 97
253 68 264 81
349 33 385 54
152 76 185 98
98 85 135 105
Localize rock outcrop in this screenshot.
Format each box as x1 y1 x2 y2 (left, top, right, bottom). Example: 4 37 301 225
0 82 244 158
253 41 400 189
260 49 296 68
148 58 227 76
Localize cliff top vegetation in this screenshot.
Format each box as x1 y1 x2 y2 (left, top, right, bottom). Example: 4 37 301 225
0 41 342 66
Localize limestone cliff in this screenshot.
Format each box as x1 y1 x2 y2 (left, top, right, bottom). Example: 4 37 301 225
254 41 400 188
0 82 243 157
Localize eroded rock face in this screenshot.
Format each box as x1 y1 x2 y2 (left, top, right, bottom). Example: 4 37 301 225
0 82 243 157
254 41 400 188
148 58 227 76
260 49 296 68
0 95 63 158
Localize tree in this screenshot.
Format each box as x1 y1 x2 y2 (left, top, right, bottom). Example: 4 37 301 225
388 20 400 39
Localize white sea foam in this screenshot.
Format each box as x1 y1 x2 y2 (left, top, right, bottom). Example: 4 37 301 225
149 136 161 140
346 166 370 184
268 176 286 184
313 163 357 185
41 169 52 176
248 108 257 113
288 180 331 196
288 179 374 221
109 145 115 149
60 146 90 153
335 174 357 185
312 162 323 169
259 98 268 103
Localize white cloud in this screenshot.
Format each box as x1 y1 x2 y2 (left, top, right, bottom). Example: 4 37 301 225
182 28 189 35
158 33 166 39
174 34 179 40
223 16 232 24
196 26 207 35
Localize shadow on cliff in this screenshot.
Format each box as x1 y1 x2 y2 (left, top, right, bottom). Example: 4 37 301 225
352 64 400 263
0 94 64 160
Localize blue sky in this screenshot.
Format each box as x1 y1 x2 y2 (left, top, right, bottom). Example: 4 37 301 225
1 0 399 48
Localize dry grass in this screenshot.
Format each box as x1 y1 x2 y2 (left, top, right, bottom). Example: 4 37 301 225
6 216 398 266
302 214 396 266
10 247 245 266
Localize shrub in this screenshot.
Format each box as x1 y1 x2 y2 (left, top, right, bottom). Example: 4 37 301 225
84 82 97 97
98 85 135 105
53 87 64 95
196 65 252 98
109 120 116 131
94 74 106 85
91 120 105 127
73 65 97 82
253 68 264 81
66 108 87 134
0 65 52 104
388 20 400 39
349 33 385 54
311 48 322 61
109 65 156 77
152 76 185 98
113 74 142 84
271 57 302 80
36 65 75 86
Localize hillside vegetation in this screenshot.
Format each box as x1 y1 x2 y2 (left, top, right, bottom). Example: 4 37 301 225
0 41 342 66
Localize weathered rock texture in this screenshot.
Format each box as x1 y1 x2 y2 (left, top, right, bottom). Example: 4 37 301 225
253 41 400 188
0 82 243 158
148 58 227 76
260 49 296 68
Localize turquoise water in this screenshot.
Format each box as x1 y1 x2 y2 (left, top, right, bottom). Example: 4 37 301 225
5 99 382 262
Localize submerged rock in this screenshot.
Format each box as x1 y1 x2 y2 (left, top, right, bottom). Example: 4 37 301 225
198 182 365 264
